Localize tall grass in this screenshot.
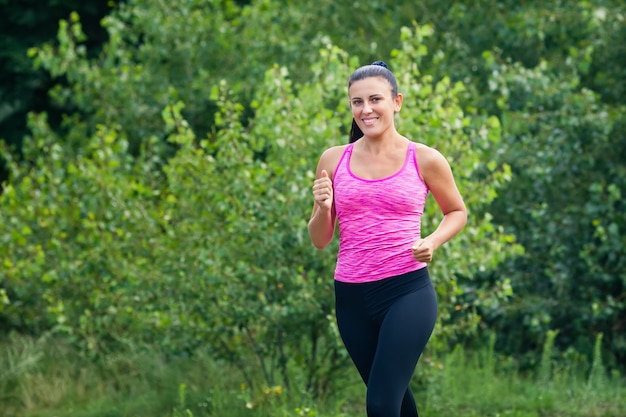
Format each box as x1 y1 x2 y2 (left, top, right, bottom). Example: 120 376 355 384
0 332 245 417
1 332 624 417
420 332 624 417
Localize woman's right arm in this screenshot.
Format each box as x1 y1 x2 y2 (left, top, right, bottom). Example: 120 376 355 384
308 147 343 249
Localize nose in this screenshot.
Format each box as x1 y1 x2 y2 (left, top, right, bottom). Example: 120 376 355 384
363 101 373 113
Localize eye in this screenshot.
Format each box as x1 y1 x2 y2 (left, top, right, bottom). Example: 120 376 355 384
352 99 363 105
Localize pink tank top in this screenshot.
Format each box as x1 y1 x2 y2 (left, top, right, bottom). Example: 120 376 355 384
333 142 429 283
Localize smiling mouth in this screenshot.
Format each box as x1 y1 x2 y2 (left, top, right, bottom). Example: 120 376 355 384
362 117 379 126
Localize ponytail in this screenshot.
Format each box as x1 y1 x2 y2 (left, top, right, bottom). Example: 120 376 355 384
349 119 363 143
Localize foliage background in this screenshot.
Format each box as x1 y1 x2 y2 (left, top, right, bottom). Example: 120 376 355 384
1 0 624 400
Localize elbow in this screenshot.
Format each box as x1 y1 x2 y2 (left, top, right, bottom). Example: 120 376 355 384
458 207 468 229
459 210 468 233
444 207 468 230
310 236 331 250
308 219 334 250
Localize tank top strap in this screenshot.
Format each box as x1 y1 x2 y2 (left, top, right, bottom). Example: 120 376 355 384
335 144 353 173
404 141 415 173
345 143 354 157
410 141 428 190
408 141 416 162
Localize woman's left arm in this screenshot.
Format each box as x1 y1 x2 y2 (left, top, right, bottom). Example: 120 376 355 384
412 146 467 262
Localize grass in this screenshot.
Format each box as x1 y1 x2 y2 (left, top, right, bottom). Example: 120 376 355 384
1 332 624 417
419 335 624 417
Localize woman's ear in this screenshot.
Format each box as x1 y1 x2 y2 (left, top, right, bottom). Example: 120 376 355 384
394 93 403 112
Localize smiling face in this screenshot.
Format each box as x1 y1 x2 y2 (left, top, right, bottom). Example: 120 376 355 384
349 76 403 139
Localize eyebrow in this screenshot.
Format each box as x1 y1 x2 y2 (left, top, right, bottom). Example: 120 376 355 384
350 93 385 100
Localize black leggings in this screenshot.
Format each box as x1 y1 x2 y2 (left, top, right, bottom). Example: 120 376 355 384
335 268 437 417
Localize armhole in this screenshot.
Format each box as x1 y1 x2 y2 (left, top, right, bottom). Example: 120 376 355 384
412 142 429 192
332 144 353 183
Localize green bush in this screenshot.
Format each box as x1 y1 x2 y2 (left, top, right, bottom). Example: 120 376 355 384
1 25 519 396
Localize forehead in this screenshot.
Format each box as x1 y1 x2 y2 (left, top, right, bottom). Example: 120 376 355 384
349 76 393 97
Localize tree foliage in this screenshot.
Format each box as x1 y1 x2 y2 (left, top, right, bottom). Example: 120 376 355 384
0 0 625 391
1 17 520 395
484 56 626 368
0 0 110 154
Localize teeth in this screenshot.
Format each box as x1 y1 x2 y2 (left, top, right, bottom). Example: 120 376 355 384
363 118 377 126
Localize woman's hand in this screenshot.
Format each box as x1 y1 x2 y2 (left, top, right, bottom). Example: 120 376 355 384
312 169 333 211
412 238 435 262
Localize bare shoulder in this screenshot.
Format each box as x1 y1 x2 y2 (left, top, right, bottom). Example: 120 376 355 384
316 144 349 178
414 143 453 183
415 143 449 168
413 142 465 215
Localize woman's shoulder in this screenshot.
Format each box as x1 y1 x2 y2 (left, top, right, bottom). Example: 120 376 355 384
322 143 350 155
319 144 350 162
317 144 350 178
412 141 451 173
412 141 445 161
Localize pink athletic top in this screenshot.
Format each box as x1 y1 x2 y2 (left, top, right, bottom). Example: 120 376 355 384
333 141 429 283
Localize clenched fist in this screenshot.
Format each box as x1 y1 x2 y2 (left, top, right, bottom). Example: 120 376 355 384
412 238 435 262
312 169 333 211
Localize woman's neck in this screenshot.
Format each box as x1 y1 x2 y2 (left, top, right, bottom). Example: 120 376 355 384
358 132 407 155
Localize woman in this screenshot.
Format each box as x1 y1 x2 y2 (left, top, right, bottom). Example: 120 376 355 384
308 61 467 417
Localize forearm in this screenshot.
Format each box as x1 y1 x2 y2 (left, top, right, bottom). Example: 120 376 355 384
424 209 467 250
308 207 335 249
